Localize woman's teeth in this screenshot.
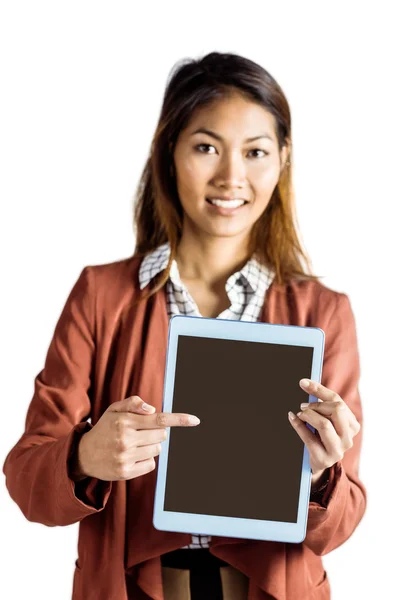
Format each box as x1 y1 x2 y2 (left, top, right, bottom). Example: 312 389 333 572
207 199 246 208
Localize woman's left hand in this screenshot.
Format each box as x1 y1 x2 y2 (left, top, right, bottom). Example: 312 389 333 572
289 379 361 488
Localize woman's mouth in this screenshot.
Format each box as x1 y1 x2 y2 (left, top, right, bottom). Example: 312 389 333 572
205 197 248 215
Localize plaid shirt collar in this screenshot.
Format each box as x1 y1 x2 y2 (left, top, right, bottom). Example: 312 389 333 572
138 242 273 294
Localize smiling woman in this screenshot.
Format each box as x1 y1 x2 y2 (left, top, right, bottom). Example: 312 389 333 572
3 50 366 600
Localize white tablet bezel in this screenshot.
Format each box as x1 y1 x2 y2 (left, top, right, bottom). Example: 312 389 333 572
153 315 325 544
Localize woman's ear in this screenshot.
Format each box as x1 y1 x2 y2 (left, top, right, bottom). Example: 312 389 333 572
279 143 291 174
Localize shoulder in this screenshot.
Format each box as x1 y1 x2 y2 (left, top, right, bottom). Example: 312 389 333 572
276 276 347 302
293 277 347 302
75 256 145 313
273 277 352 325
83 255 142 291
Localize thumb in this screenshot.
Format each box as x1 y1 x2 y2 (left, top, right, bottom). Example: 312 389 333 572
108 395 156 414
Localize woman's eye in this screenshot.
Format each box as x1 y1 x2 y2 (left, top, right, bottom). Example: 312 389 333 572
248 149 269 158
195 143 215 153
195 144 269 158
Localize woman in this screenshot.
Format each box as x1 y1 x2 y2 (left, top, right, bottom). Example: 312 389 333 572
3 52 366 600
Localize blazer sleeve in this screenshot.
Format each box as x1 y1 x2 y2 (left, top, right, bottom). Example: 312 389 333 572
303 291 367 555
2 266 112 527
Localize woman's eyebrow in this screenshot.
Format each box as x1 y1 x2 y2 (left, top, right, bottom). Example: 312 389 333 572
190 127 274 143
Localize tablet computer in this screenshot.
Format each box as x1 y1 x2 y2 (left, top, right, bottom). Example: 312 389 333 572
153 315 325 544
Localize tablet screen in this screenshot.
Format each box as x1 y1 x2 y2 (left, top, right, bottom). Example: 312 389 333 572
163 335 314 524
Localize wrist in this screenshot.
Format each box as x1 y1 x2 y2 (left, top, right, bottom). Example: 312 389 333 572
311 468 329 491
69 432 91 482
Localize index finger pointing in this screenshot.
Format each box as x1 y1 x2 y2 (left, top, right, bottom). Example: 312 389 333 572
139 412 201 429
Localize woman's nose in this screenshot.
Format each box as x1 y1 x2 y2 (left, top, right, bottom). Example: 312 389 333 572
213 153 247 187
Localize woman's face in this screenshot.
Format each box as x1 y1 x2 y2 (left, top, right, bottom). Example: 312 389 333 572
173 92 289 243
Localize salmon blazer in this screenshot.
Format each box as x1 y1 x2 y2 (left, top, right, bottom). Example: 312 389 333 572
3 256 367 600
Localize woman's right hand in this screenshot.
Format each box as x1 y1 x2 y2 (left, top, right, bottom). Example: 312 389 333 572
72 396 200 482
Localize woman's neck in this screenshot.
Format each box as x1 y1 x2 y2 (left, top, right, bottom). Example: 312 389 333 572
175 235 251 291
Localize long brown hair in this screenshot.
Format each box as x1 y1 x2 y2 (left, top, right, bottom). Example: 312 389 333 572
132 51 323 303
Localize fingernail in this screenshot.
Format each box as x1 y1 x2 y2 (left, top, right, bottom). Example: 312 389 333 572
188 416 200 425
300 403 309 410
288 411 296 421
300 379 310 387
142 402 154 412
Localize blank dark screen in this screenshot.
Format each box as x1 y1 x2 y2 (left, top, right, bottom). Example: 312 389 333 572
164 335 314 523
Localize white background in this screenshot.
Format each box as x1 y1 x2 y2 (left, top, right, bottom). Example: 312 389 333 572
1 1 398 598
